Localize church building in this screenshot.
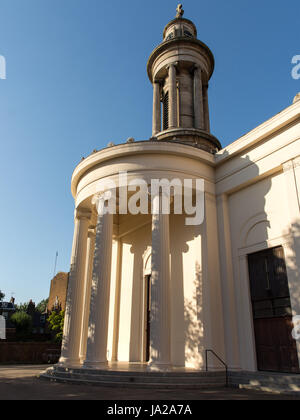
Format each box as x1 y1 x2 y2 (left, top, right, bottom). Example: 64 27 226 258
44 5 300 386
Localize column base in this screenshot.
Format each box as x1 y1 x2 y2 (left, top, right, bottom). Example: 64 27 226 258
83 360 108 369
58 356 81 367
147 362 172 372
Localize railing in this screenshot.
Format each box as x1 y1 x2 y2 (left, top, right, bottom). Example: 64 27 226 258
205 349 228 387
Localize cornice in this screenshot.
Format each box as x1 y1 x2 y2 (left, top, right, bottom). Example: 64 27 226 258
147 37 215 83
215 100 300 165
71 141 215 198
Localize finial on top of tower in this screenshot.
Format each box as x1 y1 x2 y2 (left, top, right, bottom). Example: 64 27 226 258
176 4 184 19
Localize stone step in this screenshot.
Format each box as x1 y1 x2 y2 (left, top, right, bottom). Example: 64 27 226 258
40 374 226 389
39 367 227 389
54 366 226 378
229 371 300 395
48 371 226 385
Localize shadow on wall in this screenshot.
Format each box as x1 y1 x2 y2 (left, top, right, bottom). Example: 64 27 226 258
169 214 207 367
284 221 300 319
183 262 204 366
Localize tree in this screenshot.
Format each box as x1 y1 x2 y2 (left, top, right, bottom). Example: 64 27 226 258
48 310 65 343
10 311 32 339
15 302 30 312
36 298 49 314
0 291 4 302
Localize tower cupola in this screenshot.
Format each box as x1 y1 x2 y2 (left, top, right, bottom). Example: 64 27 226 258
147 5 221 153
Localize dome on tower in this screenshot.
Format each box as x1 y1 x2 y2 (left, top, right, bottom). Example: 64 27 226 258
163 4 197 41
147 4 221 153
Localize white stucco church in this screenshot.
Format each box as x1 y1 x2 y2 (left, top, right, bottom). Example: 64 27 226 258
44 5 300 386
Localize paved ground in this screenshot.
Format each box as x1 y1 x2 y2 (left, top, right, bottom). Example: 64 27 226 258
0 365 299 400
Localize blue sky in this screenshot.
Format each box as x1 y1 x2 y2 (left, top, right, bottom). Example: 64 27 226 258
0 0 299 304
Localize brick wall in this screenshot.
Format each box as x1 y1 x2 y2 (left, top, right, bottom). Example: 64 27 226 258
47 272 69 312
0 342 61 364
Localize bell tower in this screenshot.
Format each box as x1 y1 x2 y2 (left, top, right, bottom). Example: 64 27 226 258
147 4 221 153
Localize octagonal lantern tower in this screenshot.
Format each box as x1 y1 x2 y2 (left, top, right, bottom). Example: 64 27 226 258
147 5 221 153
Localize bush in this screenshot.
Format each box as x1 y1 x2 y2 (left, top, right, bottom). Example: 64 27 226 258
10 311 32 339
48 310 65 343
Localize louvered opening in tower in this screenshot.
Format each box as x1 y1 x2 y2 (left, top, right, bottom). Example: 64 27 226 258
163 91 169 130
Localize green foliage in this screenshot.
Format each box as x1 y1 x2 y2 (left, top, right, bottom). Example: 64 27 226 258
15 302 30 312
10 311 32 338
0 290 4 301
48 310 65 343
15 299 48 314
36 298 49 313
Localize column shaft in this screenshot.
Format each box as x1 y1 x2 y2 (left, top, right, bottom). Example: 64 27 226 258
111 239 123 361
203 84 210 132
60 209 91 365
84 211 113 367
152 82 161 135
79 228 96 362
194 67 205 130
150 194 171 368
168 64 178 128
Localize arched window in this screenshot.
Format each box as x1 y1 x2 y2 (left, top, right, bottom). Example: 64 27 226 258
184 29 193 38
166 32 174 41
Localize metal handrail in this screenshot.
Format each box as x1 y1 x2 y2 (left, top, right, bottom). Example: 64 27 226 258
205 349 228 387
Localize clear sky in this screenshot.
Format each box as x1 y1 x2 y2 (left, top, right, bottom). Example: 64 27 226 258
0 0 299 304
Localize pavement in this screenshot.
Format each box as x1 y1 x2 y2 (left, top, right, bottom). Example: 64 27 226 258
0 365 299 400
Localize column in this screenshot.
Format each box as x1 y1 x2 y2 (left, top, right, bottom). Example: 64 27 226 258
203 83 210 132
59 208 91 366
111 239 123 361
216 194 241 370
79 227 96 363
193 66 204 130
152 81 161 135
84 210 113 368
149 193 171 368
168 63 178 128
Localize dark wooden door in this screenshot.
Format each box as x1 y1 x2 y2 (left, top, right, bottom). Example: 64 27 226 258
145 275 151 362
248 246 299 373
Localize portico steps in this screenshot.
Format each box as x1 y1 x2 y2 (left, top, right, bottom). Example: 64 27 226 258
39 366 227 389
229 371 300 395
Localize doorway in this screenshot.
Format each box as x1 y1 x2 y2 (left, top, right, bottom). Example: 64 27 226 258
248 246 299 373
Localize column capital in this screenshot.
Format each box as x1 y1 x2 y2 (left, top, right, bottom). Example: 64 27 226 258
91 191 110 204
166 62 178 71
88 227 96 237
193 65 202 75
282 159 300 173
283 160 293 173
75 208 92 221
